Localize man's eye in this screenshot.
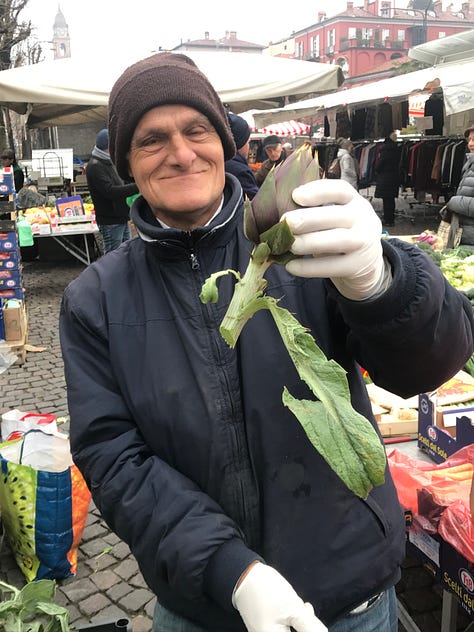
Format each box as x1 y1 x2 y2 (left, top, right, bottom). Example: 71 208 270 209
188 126 208 137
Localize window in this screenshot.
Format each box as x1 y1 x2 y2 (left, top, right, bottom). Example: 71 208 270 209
382 29 390 40
313 35 320 56
397 29 405 41
297 41 304 58
348 27 357 39
327 29 335 46
362 28 373 39
438 31 446 38
381 2 391 16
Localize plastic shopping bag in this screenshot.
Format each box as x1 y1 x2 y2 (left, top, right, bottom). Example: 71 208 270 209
1 409 57 441
0 429 91 581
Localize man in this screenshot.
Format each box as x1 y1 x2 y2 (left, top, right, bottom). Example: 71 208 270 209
85 128 138 253
255 134 286 186
59 52 474 632
1 148 24 193
225 113 258 199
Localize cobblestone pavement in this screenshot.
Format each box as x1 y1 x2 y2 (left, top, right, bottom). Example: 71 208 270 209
0 201 472 632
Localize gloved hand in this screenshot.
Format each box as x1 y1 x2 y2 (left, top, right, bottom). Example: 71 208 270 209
232 562 328 632
282 179 390 301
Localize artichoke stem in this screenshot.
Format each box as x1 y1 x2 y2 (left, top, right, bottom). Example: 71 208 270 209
220 246 272 347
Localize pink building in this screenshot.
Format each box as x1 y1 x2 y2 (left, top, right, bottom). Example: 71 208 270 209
292 0 474 80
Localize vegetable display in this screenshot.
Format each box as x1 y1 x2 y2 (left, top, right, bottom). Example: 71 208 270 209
200 144 386 499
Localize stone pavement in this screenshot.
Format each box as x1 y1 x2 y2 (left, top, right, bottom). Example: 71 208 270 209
0 200 471 632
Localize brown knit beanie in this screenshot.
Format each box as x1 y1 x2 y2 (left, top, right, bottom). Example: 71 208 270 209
108 52 236 179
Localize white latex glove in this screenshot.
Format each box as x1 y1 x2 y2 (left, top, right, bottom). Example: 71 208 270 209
282 179 390 301
232 562 328 632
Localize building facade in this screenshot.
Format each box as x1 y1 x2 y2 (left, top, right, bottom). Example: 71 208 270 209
172 31 264 53
286 0 474 80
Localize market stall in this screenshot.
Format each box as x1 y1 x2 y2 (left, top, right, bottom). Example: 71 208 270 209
0 50 344 127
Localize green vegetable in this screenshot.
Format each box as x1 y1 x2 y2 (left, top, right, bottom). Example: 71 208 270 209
200 146 386 499
0 579 70 631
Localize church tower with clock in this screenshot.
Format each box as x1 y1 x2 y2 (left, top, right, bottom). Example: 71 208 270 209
52 5 71 59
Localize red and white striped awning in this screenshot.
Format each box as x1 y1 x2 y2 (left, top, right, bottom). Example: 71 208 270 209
239 110 310 136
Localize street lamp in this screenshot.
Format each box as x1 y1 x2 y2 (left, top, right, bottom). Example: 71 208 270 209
410 0 434 44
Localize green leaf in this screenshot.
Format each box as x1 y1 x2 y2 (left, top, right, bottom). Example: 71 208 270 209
259 219 295 257
266 300 385 498
199 270 240 304
19 581 56 616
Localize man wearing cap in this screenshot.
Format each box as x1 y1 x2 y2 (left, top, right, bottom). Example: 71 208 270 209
444 124 474 247
59 52 473 632
255 134 286 187
225 113 258 200
85 128 138 253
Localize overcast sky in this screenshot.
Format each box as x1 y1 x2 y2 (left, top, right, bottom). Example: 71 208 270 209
23 0 349 59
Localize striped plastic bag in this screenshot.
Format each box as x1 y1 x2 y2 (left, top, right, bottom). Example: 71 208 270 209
0 429 91 581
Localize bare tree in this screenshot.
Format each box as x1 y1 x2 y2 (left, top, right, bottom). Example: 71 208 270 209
0 0 33 149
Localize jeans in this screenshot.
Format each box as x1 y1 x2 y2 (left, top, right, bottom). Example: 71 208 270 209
99 223 131 253
152 586 398 632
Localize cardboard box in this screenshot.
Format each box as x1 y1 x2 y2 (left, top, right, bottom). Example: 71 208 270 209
0 268 22 288
0 287 24 300
0 250 20 270
440 539 474 619
0 169 14 195
418 393 474 463
407 530 474 620
0 199 15 213
0 219 16 232
0 231 18 251
3 303 26 342
56 195 84 218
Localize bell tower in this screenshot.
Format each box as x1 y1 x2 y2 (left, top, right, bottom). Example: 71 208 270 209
52 5 71 59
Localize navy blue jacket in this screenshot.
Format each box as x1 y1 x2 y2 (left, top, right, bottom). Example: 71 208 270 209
225 153 259 199
60 174 473 630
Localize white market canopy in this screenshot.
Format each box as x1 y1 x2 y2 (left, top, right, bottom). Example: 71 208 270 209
0 50 344 128
252 57 474 128
408 28 474 65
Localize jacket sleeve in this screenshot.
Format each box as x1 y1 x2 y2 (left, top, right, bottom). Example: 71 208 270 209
447 193 474 218
87 161 138 201
328 238 474 398
59 284 260 612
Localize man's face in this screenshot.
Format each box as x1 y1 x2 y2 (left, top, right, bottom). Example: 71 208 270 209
1 157 12 168
128 104 225 230
265 144 282 162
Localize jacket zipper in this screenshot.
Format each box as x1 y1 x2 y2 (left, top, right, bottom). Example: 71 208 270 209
189 252 200 270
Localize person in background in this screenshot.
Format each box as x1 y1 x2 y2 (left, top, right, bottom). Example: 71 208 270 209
85 128 138 254
225 113 258 200
59 51 473 632
445 124 474 247
337 138 358 189
255 134 286 186
1 148 25 193
374 132 402 228
282 142 295 157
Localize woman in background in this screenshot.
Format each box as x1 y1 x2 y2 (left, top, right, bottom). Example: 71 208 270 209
445 124 474 247
374 132 401 227
337 138 358 189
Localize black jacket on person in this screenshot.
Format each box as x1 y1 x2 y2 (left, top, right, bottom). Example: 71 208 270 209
225 153 258 199
85 152 138 225
374 139 402 199
60 174 473 630
446 152 474 245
